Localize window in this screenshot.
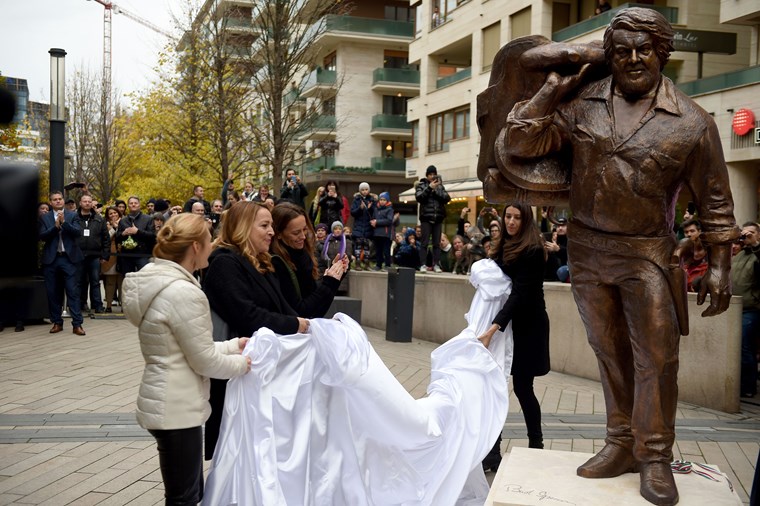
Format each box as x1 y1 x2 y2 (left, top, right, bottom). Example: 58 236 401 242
323 98 335 116
428 106 470 153
482 22 500 72
382 140 409 159
382 95 408 115
510 6 532 39
323 52 337 71
383 50 409 69
385 6 411 22
411 121 419 157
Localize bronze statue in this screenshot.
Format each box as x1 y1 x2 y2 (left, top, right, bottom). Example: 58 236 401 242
479 7 739 506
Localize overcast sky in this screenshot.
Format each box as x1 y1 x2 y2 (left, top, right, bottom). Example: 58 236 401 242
1 0 185 103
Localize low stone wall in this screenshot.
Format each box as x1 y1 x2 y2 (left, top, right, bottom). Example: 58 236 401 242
348 271 742 413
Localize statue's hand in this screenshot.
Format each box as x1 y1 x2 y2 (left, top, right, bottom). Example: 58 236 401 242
697 265 731 317
545 64 591 102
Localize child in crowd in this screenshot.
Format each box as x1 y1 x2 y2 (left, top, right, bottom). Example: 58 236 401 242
314 223 328 265
320 221 355 275
395 229 423 270
350 182 376 271
371 192 394 271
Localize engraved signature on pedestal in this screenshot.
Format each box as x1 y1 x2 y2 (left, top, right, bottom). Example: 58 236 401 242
504 484 577 505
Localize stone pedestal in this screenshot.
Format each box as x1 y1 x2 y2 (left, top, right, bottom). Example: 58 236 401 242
486 447 741 506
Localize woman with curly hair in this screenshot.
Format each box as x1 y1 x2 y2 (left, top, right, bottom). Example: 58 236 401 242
478 202 550 470
202 201 309 458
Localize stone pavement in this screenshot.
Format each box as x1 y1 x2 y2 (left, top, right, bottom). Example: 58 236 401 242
0 317 758 505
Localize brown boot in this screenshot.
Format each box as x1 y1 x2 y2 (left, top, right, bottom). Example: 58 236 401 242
640 462 678 505
577 443 638 478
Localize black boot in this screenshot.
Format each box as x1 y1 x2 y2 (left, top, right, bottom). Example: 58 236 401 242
528 437 544 449
482 435 502 472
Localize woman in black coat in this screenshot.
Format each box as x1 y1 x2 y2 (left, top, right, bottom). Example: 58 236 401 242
270 202 348 318
202 201 309 459
478 202 550 470
317 179 344 226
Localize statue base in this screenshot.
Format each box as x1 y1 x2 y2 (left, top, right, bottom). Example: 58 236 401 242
485 447 741 506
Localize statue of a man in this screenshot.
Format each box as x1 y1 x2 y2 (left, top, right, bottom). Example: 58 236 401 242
500 8 738 506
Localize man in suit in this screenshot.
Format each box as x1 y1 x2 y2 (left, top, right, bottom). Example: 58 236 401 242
39 191 86 335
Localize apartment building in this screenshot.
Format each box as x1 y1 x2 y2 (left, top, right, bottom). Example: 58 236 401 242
405 0 760 221
293 0 419 205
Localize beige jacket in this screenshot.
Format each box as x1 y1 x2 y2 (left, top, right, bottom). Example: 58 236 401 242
122 259 248 430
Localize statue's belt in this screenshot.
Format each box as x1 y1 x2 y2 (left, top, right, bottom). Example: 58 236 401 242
568 222 689 336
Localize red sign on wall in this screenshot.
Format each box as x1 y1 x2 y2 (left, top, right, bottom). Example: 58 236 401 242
732 108 755 136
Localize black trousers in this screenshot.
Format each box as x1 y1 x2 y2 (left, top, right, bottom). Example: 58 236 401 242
418 221 442 267
149 426 204 506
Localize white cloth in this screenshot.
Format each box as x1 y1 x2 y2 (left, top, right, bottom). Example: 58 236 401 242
203 260 513 506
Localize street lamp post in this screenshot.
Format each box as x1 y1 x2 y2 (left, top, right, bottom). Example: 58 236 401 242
49 48 67 193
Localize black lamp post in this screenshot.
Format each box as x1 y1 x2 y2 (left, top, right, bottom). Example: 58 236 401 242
49 48 66 193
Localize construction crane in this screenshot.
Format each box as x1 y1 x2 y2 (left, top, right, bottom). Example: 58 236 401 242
86 0 172 121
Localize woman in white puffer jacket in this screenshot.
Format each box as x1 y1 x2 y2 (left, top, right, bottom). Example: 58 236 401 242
122 213 250 505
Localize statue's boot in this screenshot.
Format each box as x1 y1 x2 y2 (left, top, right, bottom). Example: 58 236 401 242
577 443 638 478
640 462 679 506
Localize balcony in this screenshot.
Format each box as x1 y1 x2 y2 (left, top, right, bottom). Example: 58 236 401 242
677 65 760 97
552 3 678 42
283 88 306 109
224 45 252 59
371 157 406 172
311 15 414 47
300 156 337 173
223 17 253 32
371 68 420 95
370 114 411 137
436 67 471 89
296 115 336 141
300 67 337 98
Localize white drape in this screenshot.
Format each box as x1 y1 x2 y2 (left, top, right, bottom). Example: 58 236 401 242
203 259 513 506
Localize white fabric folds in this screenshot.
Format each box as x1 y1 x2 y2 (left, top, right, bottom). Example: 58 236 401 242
203 259 513 506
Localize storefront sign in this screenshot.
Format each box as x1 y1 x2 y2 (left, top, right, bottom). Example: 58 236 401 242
672 29 736 54
732 108 755 136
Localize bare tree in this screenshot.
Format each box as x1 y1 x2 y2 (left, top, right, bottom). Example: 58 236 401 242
66 66 130 202
246 0 348 191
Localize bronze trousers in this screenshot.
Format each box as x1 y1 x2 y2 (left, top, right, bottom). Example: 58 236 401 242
568 238 680 464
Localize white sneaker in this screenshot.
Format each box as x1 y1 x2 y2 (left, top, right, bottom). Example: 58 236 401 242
433 265 442 273
419 266 427 272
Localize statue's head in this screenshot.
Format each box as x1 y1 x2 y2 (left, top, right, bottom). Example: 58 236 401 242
603 7 674 98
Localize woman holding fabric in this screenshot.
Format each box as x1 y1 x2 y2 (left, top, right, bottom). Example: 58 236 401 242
121 213 251 505
202 201 309 459
271 202 348 318
478 202 550 470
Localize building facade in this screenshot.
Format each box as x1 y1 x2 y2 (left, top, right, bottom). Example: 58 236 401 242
405 0 760 222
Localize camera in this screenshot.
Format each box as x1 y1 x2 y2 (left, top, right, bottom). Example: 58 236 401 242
290 175 297 183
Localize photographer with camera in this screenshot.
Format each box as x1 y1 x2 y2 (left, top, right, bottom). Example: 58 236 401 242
280 168 309 209
731 222 760 398
415 165 450 272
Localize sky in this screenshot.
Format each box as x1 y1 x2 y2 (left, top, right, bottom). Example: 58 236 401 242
0 0 185 103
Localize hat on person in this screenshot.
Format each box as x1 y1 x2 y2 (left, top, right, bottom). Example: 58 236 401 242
65 198 75 204
405 228 417 240
151 212 165 222
95 202 104 209
153 199 170 213
557 218 567 225
379 191 390 201
315 223 328 232
331 221 343 231
425 165 438 176
359 182 370 191
147 198 157 205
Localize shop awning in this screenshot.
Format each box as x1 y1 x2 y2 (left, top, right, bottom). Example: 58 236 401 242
398 177 484 202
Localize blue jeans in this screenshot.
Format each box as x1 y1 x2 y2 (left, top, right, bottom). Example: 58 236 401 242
79 256 104 311
43 254 83 327
741 309 759 395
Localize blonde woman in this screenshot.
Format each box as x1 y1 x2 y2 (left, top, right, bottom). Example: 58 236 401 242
202 201 309 458
308 185 325 225
122 214 251 505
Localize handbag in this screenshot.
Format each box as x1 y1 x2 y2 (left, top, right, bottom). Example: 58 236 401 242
211 309 234 342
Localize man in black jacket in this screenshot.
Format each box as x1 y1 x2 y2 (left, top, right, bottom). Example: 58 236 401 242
415 165 450 272
116 196 156 275
183 185 211 214
280 168 309 209
76 194 110 313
